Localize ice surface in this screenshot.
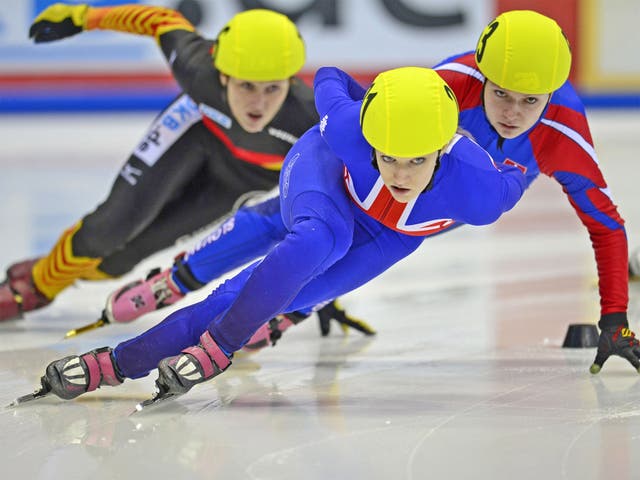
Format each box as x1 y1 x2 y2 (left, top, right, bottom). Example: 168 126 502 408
1 111 640 480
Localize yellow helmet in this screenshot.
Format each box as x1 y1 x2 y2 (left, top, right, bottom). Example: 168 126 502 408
475 10 571 94
360 67 459 158
214 9 305 81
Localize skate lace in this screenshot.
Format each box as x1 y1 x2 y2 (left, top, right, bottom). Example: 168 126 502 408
152 277 174 305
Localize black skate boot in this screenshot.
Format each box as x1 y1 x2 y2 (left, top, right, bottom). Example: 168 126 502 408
43 347 124 400
154 331 232 399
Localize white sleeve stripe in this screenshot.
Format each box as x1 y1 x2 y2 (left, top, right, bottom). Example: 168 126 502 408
443 134 462 154
539 118 599 165
435 62 485 82
600 186 612 199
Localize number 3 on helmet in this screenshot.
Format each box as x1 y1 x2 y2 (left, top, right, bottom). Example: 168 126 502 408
475 10 572 95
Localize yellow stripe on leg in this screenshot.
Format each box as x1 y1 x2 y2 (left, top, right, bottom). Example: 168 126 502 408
32 222 104 299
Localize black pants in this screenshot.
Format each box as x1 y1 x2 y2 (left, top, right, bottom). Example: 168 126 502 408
72 95 279 276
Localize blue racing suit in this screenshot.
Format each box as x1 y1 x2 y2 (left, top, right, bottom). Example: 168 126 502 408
113 67 525 379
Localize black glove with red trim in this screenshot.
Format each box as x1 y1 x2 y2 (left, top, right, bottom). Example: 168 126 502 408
590 312 640 374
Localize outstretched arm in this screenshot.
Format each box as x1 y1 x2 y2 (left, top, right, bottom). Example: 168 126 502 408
29 3 215 100
29 3 194 44
538 91 632 373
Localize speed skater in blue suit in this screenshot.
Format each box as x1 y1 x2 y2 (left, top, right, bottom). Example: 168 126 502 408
31 65 526 403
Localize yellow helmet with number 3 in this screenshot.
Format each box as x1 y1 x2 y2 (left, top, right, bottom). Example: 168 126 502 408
214 9 305 82
359 67 459 158
475 10 572 94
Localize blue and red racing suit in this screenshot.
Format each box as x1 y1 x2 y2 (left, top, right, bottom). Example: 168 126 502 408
435 51 627 316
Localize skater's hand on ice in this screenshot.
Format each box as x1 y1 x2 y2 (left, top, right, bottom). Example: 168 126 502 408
317 299 376 337
590 313 640 374
29 3 89 43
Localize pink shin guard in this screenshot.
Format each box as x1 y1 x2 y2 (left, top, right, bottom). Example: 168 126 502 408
82 349 122 392
44 347 124 400
0 258 50 322
155 331 232 397
243 315 297 351
6 258 41 282
181 331 232 378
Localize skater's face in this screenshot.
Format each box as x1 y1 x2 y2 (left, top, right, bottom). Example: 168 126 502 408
375 149 440 203
482 80 550 139
220 74 291 133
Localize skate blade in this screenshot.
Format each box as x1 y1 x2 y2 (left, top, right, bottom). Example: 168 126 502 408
64 316 109 339
131 392 179 414
6 386 49 408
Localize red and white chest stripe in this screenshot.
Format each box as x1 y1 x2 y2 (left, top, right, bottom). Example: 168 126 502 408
343 138 460 236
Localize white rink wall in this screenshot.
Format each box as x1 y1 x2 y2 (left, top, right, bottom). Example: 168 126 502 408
0 0 491 73
0 0 638 112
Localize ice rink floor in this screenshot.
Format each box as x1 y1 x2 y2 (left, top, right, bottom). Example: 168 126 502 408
1 111 640 480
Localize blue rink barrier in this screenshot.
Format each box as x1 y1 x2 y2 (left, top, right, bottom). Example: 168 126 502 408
578 93 640 109
0 89 180 113
0 88 639 113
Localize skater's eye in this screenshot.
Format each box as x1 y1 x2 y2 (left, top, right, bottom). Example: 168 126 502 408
265 84 283 94
239 81 256 92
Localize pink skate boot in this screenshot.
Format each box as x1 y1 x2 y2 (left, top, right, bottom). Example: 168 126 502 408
104 267 184 323
155 331 232 397
6 258 41 283
242 312 308 351
0 258 50 322
43 347 124 400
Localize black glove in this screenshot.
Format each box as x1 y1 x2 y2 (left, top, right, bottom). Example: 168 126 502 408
29 3 88 43
316 299 376 337
590 312 640 374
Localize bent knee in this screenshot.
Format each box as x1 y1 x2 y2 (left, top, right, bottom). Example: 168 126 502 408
289 208 353 271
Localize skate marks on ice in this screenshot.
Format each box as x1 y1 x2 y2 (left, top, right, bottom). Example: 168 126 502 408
4 329 640 479
244 348 640 480
1 111 640 478
2 242 640 478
